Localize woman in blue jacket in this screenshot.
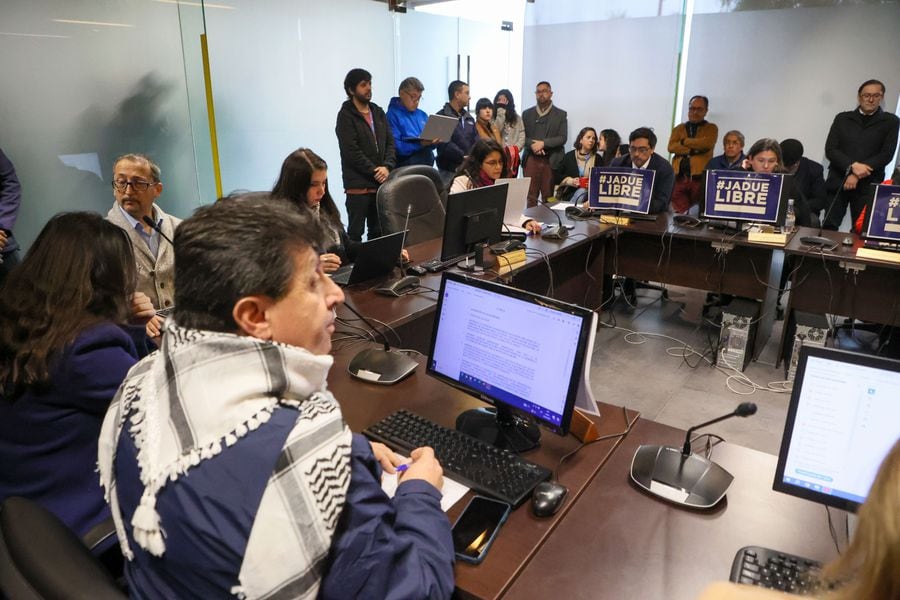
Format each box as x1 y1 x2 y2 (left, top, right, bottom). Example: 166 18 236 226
0 212 155 553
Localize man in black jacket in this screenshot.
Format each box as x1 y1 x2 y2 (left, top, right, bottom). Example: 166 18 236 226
335 68 396 241
823 79 899 230
611 127 675 215
780 138 826 224
522 81 568 207
435 80 476 188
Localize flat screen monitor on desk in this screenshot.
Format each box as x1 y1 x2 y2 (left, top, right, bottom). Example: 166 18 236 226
427 272 594 452
587 166 655 214
702 170 790 226
773 346 900 512
862 183 900 246
441 184 508 262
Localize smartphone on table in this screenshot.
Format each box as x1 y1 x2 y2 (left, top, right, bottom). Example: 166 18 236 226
451 496 511 564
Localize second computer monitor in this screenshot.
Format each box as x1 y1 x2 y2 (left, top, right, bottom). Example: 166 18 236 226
773 346 900 513
702 170 790 226
441 184 508 262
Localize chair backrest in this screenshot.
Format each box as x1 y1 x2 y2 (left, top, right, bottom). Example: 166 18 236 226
0 497 126 599
387 165 447 208
377 174 446 247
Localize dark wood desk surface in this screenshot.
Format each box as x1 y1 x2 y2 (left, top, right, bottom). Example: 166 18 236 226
326 348 639 600
603 213 784 359
777 227 900 364
502 418 840 600
336 215 610 353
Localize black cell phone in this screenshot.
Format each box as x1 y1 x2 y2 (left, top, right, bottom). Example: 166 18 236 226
451 496 511 564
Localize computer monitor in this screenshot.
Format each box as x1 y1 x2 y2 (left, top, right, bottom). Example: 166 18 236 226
441 184 508 261
773 346 900 513
702 170 790 226
587 166 655 214
427 272 595 452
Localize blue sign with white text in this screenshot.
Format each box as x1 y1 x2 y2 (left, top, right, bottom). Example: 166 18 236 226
588 166 655 214
865 184 900 242
704 170 784 224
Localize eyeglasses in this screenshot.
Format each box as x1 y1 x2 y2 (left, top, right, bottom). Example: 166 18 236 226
401 89 422 102
483 160 503 167
860 93 883 101
629 146 651 154
112 179 154 192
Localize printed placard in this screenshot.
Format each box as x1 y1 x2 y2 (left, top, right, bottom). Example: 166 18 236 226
588 167 656 214
865 184 900 242
704 170 784 224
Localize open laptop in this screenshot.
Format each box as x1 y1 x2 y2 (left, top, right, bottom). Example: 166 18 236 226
402 114 458 143
495 177 531 234
330 230 406 286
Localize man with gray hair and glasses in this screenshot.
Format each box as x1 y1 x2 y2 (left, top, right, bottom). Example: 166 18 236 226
387 76 439 167
106 153 180 336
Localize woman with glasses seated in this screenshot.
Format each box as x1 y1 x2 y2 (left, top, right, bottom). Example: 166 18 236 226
555 126 601 204
741 138 811 227
0 212 155 562
449 139 541 233
272 148 407 274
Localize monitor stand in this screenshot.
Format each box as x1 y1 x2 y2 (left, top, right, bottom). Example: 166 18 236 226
455 406 540 453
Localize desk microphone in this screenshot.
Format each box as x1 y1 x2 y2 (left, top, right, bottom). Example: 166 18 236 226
630 402 758 509
537 202 569 240
799 166 852 250
341 297 418 385
142 215 174 246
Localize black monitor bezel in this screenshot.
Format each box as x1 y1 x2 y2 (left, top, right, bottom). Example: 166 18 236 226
772 345 900 513
862 183 899 243
426 272 594 436
441 184 508 261
701 170 790 226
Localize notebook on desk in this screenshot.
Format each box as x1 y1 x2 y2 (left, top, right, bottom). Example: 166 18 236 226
329 230 405 286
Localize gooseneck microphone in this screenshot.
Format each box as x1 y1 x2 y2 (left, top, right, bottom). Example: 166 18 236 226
142 215 174 246
681 402 757 455
340 297 418 385
536 201 569 240
799 166 852 250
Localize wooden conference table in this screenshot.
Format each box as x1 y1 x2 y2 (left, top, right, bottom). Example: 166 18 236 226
602 212 784 359
778 227 900 362
326 348 840 600
337 213 609 353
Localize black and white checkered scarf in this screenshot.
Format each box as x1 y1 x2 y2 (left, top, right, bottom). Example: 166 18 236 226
99 322 352 599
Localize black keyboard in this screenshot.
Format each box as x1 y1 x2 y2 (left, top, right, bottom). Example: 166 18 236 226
420 253 475 273
730 546 822 595
363 409 551 507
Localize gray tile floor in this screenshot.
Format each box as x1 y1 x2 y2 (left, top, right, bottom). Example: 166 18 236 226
588 284 792 456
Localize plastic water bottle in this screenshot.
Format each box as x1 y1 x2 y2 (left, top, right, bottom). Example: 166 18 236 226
784 198 796 232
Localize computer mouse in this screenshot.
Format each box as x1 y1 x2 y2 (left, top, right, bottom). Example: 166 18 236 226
842 236 853 247
531 481 568 517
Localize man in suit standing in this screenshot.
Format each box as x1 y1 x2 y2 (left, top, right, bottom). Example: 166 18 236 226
522 81 568 207
612 127 675 214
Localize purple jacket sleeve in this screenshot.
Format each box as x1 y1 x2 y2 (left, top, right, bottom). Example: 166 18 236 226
320 433 455 600
0 148 22 234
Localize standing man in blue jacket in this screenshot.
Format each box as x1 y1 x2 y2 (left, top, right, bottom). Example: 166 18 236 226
387 76 438 167
336 68 396 242
0 147 22 286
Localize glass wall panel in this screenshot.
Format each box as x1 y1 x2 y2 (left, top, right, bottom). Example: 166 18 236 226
0 0 202 251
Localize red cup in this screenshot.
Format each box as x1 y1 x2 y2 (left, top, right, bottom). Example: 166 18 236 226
578 177 589 188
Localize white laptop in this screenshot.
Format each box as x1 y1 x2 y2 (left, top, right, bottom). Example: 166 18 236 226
495 177 531 233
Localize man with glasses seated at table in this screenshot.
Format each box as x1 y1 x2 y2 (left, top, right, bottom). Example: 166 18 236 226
611 127 675 215
106 154 180 334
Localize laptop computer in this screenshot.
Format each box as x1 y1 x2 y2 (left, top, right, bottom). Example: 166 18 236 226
402 114 458 143
495 177 531 233
330 230 406 286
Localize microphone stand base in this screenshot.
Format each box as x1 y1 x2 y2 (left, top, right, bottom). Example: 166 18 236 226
348 347 418 385
630 444 734 509
799 235 839 251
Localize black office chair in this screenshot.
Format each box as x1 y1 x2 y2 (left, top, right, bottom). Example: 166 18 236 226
377 174 446 246
387 165 447 208
0 497 126 599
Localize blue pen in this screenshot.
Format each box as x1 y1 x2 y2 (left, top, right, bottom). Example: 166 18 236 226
395 464 409 474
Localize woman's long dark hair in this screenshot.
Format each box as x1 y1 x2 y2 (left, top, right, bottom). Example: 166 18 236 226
272 148 342 230
599 129 621 166
456 139 508 185
492 89 519 126
0 212 136 398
